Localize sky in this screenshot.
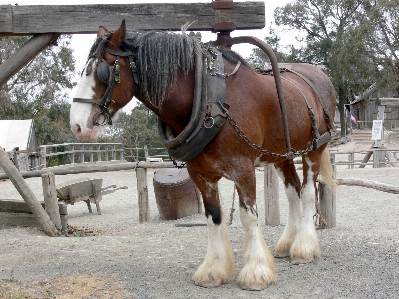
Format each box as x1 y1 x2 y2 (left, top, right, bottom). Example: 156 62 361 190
1 0 293 112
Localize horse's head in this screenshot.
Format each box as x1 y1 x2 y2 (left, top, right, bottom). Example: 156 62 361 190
70 20 135 141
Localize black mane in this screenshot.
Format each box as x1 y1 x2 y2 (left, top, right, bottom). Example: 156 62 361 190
87 30 250 108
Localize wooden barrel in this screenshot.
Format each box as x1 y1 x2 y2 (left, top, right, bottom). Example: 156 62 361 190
153 168 202 220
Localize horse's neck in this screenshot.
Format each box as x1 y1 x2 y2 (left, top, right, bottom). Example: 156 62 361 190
138 72 195 134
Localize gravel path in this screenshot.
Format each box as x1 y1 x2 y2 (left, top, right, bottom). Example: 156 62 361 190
1 164 399 298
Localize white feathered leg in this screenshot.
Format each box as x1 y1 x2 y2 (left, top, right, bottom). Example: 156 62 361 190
193 212 236 287
238 207 276 290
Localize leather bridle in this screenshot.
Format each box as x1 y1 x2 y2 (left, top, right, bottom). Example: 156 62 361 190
73 38 138 126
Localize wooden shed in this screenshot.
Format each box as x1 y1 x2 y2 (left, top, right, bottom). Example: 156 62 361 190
0 119 40 171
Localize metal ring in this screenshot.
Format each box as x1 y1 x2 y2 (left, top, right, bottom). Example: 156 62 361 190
93 110 110 126
204 116 214 129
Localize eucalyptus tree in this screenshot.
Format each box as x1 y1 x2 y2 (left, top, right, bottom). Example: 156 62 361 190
362 0 399 95
109 103 165 161
272 0 368 136
0 35 76 144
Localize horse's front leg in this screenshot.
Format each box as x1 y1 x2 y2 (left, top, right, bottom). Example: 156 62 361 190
234 166 276 290
189 172 235 287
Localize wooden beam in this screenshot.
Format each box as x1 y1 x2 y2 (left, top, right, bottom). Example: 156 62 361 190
378 98 399 108
0 199 67 215
0 2 265 36
0 162 178 180
0 33 60 86
334 178 399 194
0 146 59 236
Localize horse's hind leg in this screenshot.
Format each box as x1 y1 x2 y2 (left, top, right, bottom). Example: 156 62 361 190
289 151 322 264
189 171 235 287
234 163 276 290
275 151 322 264
274 160 302 258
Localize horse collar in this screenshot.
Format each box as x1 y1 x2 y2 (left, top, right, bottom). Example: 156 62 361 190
158 47 231 162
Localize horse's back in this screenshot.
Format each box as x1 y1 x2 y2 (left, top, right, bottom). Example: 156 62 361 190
280 63 336 112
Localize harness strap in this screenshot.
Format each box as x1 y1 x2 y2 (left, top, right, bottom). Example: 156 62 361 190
73 98 102 105
281 77 331 150
283 68 335 132
105 48 134 57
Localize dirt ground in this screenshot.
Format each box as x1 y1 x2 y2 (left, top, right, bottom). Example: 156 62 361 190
1 142 399 298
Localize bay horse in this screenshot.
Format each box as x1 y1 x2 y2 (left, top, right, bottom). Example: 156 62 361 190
70 20 336 290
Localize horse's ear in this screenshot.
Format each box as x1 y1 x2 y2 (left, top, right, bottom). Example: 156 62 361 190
97 26 110 37
112 19 126 45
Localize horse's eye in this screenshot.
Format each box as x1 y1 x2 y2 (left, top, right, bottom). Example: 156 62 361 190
97 61 110 84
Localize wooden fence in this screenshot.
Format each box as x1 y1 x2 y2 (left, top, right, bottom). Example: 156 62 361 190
329 148 399 169
124 145 169 162
39 143 125 168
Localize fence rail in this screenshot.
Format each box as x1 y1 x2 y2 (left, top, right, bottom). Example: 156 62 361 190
6 142 399 172
39 143 124 168
124 145 169 162
329 148 399 169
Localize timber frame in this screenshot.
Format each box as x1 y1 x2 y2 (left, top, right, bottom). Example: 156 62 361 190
0 1 264 86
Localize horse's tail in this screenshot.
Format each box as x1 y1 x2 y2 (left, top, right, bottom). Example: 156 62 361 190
319 148 337 192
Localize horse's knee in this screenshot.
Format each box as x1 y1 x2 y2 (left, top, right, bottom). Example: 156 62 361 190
205 202 222 225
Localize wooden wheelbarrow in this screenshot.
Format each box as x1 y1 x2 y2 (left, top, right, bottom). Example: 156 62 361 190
56 178 127 215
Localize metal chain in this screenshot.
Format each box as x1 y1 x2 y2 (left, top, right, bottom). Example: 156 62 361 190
172 158 186 169
225 111 313 159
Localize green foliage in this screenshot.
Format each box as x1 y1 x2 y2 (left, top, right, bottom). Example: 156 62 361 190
250 0 399 136
248 29 303 68
0 35 77 145
103 101 166 161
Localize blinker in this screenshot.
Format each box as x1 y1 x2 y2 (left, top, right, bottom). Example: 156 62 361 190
97 61 110 84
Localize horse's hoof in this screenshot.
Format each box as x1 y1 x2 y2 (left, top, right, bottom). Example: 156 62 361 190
290 257 314 265
240 282 269 291
194 278 223 288
274 251 290 258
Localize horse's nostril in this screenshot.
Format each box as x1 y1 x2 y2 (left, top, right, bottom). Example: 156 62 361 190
74 124 82 134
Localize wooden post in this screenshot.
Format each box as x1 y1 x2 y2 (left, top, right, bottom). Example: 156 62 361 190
89 144 94 162
112 144 116 160
359 150 373 168
348 153 354 169
80 144 85 163
318 154 336 228
120 145 124 160
41 172 62 230
264 165 280 225
136 167 150 223
97 144 101 161
70 144 75 164
0 146 58 236
40 145 47 168
319 183 336 228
